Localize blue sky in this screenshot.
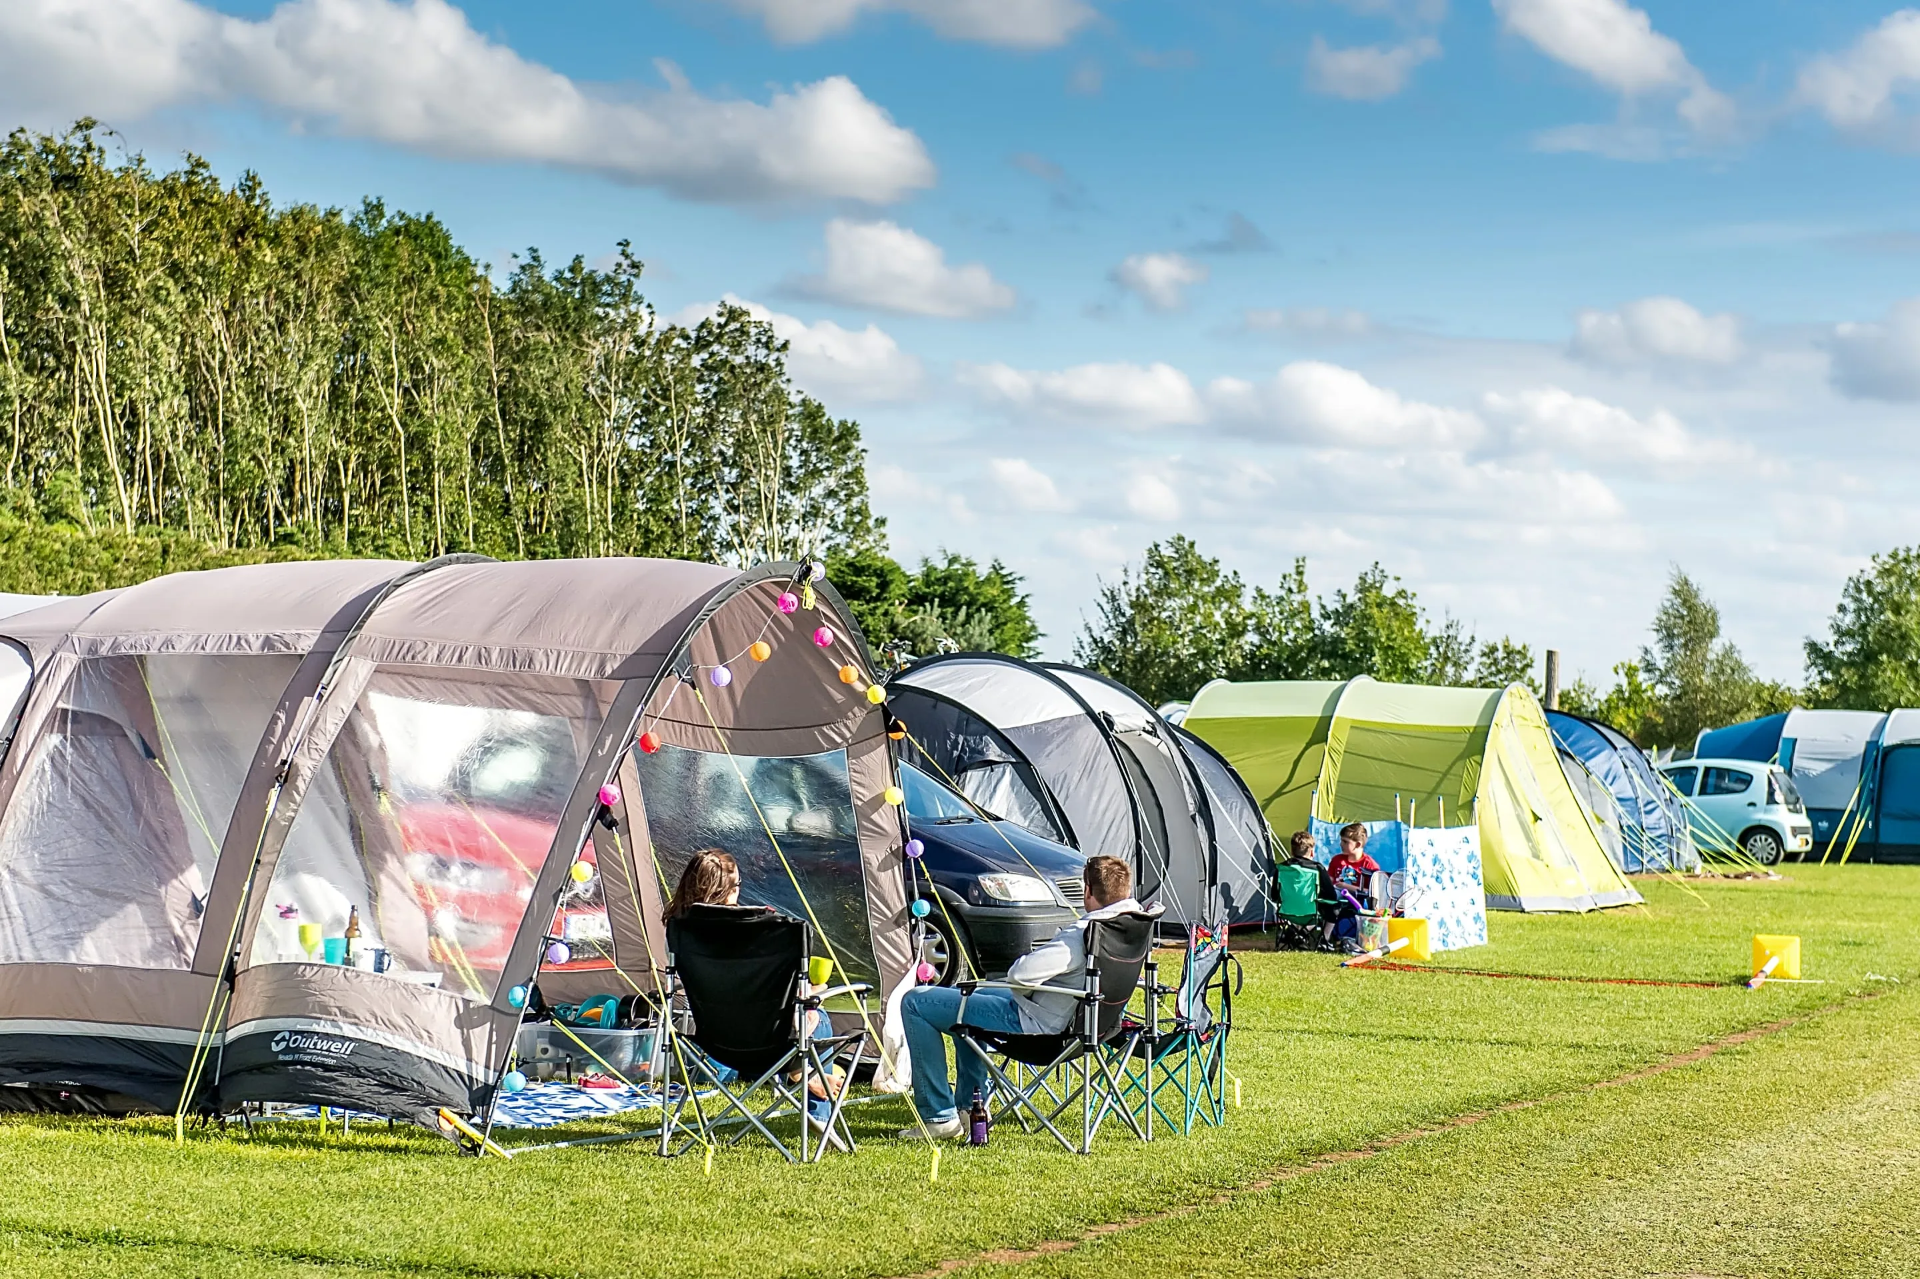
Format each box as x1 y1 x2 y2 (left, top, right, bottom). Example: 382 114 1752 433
6 0 1920 684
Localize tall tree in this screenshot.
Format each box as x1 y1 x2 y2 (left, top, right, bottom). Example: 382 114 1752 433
1806 546 1920 711
1636 568 1793 747
0 124 879 573
1074 536 1252 704
1075 538 1538 704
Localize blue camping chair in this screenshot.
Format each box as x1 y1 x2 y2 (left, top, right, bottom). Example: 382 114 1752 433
1125 916 1238 1135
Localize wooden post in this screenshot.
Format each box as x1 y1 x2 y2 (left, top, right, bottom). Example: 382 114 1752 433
1544 649 1561 710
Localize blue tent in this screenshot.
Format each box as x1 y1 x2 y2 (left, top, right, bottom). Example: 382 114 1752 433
1548 711 1699 872
1697 709 1887 851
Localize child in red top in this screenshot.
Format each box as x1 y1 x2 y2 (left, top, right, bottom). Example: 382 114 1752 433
1328 822 1381 898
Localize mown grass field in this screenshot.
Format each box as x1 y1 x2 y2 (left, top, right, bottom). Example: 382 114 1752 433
6 864 1919 1278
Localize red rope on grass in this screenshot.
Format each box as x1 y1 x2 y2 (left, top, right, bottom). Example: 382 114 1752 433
1358 961 1729 990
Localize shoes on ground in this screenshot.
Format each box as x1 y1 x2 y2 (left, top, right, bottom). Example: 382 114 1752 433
897 1114 966 1141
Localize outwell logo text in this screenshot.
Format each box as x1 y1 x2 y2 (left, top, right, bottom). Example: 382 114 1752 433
269 1030 357 1056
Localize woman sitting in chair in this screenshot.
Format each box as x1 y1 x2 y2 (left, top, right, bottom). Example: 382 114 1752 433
664 849 842 1128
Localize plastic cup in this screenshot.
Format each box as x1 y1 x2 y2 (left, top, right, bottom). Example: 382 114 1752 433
322 937 347 964
807 956 834 988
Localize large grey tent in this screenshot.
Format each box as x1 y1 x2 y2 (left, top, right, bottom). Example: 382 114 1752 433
886 655 1275 927
0 557 906 1126
1695 708 1915 858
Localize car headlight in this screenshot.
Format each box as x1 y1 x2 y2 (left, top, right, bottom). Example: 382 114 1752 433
978 873 1055 903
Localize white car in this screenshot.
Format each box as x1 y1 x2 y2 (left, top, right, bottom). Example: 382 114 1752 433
1659 758 1813 865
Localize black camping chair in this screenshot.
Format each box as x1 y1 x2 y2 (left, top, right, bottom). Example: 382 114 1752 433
658 904 871 1163
1126 914 1239 1136
950 909 1157 1154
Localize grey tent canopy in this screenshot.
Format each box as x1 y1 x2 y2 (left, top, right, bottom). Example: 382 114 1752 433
886 654 1275 927
0 557 906 1127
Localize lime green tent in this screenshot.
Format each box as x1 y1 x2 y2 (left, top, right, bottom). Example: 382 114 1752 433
1184 680 1343 842
1186 676 1638 912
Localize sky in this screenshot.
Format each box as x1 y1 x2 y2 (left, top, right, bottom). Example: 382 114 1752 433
4 0 1920 685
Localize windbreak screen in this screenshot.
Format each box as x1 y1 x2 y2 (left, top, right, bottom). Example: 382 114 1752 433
0 654 294 967
249 670 605 1001
636 743 877 985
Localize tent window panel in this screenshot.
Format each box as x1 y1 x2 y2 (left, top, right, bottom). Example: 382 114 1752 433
0 654 294 968
636 743 877 986
955 761 1065 843
251 674 599 1001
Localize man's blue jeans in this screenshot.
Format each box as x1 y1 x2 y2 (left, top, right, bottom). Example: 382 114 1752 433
900 985 1027 1124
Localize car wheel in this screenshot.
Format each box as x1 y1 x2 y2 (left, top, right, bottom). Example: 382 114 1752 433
1743 828 1784 866
917 907 974 986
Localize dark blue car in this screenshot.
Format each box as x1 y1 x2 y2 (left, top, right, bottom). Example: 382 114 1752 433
899 762 1086 984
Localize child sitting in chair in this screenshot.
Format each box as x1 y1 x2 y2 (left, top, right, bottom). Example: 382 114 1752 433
1324 823 1381 951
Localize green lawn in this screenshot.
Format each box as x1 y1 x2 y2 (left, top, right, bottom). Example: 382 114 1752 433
6 865 1920 1278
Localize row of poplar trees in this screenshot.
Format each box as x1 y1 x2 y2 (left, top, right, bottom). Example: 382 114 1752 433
0 123 876 566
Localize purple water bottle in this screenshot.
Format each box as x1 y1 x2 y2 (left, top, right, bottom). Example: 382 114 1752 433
968 1090 989 1146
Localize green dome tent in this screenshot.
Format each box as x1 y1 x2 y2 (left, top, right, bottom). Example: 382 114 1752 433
1185 676 1639 912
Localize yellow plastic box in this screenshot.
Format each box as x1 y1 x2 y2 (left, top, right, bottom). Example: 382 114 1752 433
1752 934 1801 981
1388 917 1431 963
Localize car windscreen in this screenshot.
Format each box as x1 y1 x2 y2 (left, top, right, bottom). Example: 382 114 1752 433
901 761 977 822
1770 769 1804 810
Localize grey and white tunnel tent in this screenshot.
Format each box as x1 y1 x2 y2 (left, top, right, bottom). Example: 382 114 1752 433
885 654 1276 928
0 557 907 1125
1695 709 1896 856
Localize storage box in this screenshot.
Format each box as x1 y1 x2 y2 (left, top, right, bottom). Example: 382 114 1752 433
1752 934 1801 981
515 1023 662 1082
1388 917 1431 963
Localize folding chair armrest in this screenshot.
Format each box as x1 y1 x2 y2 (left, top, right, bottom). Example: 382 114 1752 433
807 983 872 1002
972 979 1090 1001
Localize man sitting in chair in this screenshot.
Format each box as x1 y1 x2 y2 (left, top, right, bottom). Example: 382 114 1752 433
897 855 1142 1140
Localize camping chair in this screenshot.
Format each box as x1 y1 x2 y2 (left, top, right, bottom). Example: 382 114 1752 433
1274 863 1330 949
657 904 871 1163
1125 916 1239 1136
950 909 1157 1154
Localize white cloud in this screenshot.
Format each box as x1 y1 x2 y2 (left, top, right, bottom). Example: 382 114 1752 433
1051 524 1130 568
712 0 1097 49
1796 10 1920 142
1569 296 1743 367
1243 307 1377 338
1124 472 1183 521
870 464 974 524
1830 298 1920 401
670 295 923 402
1109 252 1209 311
1207 361 1484 449
962 361 1206 429
0 0 934 205
1484 387 1750 468
790 220 1016 319
1305 36 1441 102
988 458 1075 512
1493 0 1733 141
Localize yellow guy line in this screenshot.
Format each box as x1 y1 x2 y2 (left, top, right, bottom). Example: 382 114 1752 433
690 683 940 1158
